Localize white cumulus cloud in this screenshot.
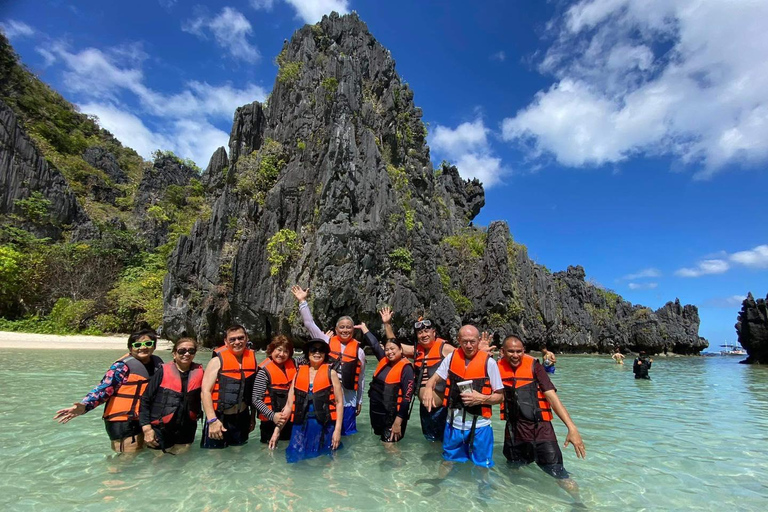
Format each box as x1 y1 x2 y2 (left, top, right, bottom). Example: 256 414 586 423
284 0 350 23
628 282 658 290
0 20 34 40
46 42 265 167
430 119 508 188
730 244 768 268
675 259 730 278
502 0 768 177
622 268 661 280
183 7 260 63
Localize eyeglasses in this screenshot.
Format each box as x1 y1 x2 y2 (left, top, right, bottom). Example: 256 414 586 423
308 346 325 354
131 340 155 349
228 335 246 342
414 319 432 330
176 348 197 356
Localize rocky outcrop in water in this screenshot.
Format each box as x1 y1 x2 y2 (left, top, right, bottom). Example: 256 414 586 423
0 99 86 238
736 293 768 364
163 13 707 354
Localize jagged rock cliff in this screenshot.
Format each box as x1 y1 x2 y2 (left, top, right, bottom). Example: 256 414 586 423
0 99 86 238
736 293 768 364
163 13 706 354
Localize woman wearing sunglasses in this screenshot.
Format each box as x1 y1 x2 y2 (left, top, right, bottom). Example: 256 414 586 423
139 338 203 454
269 339 344 463
54 329 164 453
357 322 415 443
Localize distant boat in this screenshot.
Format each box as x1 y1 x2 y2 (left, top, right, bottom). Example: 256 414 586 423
720 343 747 356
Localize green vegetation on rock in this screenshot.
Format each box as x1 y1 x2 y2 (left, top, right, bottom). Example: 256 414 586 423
389 247 413 273
235 138 287 205
267 229 302 276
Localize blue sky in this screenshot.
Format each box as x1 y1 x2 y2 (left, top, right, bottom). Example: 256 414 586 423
2 0 767 347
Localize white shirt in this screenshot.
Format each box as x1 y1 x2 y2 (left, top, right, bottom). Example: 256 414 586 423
298 301 366 408
435 351 503 430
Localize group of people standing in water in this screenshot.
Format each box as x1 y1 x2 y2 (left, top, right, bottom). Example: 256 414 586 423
54 284 587 500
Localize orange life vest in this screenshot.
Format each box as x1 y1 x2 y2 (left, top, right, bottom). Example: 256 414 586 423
498 355 553 423
291 364 337 425
258 358 297 421
329 336 361 391
413 339 448 392
103 354 163 422
149 362 204 426
444 350 493 418
211 348 258 412
369 358 412 422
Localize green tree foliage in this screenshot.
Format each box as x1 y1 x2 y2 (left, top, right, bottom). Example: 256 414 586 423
13 192 51 224
0 245 25 313
267 229 301 276
235 139 287 205
389 247 413 273
276 49 303 86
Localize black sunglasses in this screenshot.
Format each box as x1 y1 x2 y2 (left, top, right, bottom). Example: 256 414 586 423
308 346 326 354
176 348 197 356
414 319 432 330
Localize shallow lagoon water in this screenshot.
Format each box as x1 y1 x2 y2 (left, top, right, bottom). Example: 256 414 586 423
1 349 767 511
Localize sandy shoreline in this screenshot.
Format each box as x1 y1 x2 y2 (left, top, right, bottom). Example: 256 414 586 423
0 331 174 350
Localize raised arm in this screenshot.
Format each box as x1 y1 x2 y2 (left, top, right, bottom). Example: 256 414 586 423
292 285 329 341
381 307 415 357
358 323 385 360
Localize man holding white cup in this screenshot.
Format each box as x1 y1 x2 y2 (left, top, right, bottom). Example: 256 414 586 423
423 325 504 468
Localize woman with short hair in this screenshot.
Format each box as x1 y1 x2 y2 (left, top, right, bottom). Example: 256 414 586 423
270 339 344 463
252 334 307 444
54 329 164 453
140 337 203 454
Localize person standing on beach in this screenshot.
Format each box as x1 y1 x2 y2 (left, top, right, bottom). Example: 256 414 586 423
423 325 504 468
380 307 455 442
53 329 164 453
200 325 258 448
291 285 366 436
498 335 585 503
612 348 625 365
633 351 653 380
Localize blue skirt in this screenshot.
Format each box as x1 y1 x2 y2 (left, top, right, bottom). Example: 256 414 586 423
286 416 342 463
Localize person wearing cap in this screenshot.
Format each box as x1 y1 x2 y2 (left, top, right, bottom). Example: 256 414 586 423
380 307 454 441
633 351 653 379
270 339 344 462
200 324 259 448
423 325 504 468
291 285 366 436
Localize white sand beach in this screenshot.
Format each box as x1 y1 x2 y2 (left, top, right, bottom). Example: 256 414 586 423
0 331 174 350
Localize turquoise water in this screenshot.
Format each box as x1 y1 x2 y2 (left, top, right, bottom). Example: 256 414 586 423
1 350 767 511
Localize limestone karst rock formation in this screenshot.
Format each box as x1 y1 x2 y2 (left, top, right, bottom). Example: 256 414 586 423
736 293 768 364
162 13 707 354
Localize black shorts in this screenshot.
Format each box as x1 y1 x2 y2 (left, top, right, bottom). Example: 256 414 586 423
504 437 570 479
419 404 448 442
259 420 293 443
200 410 251 449
104 420 142 441
149 422 198 450
503 424 569 479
